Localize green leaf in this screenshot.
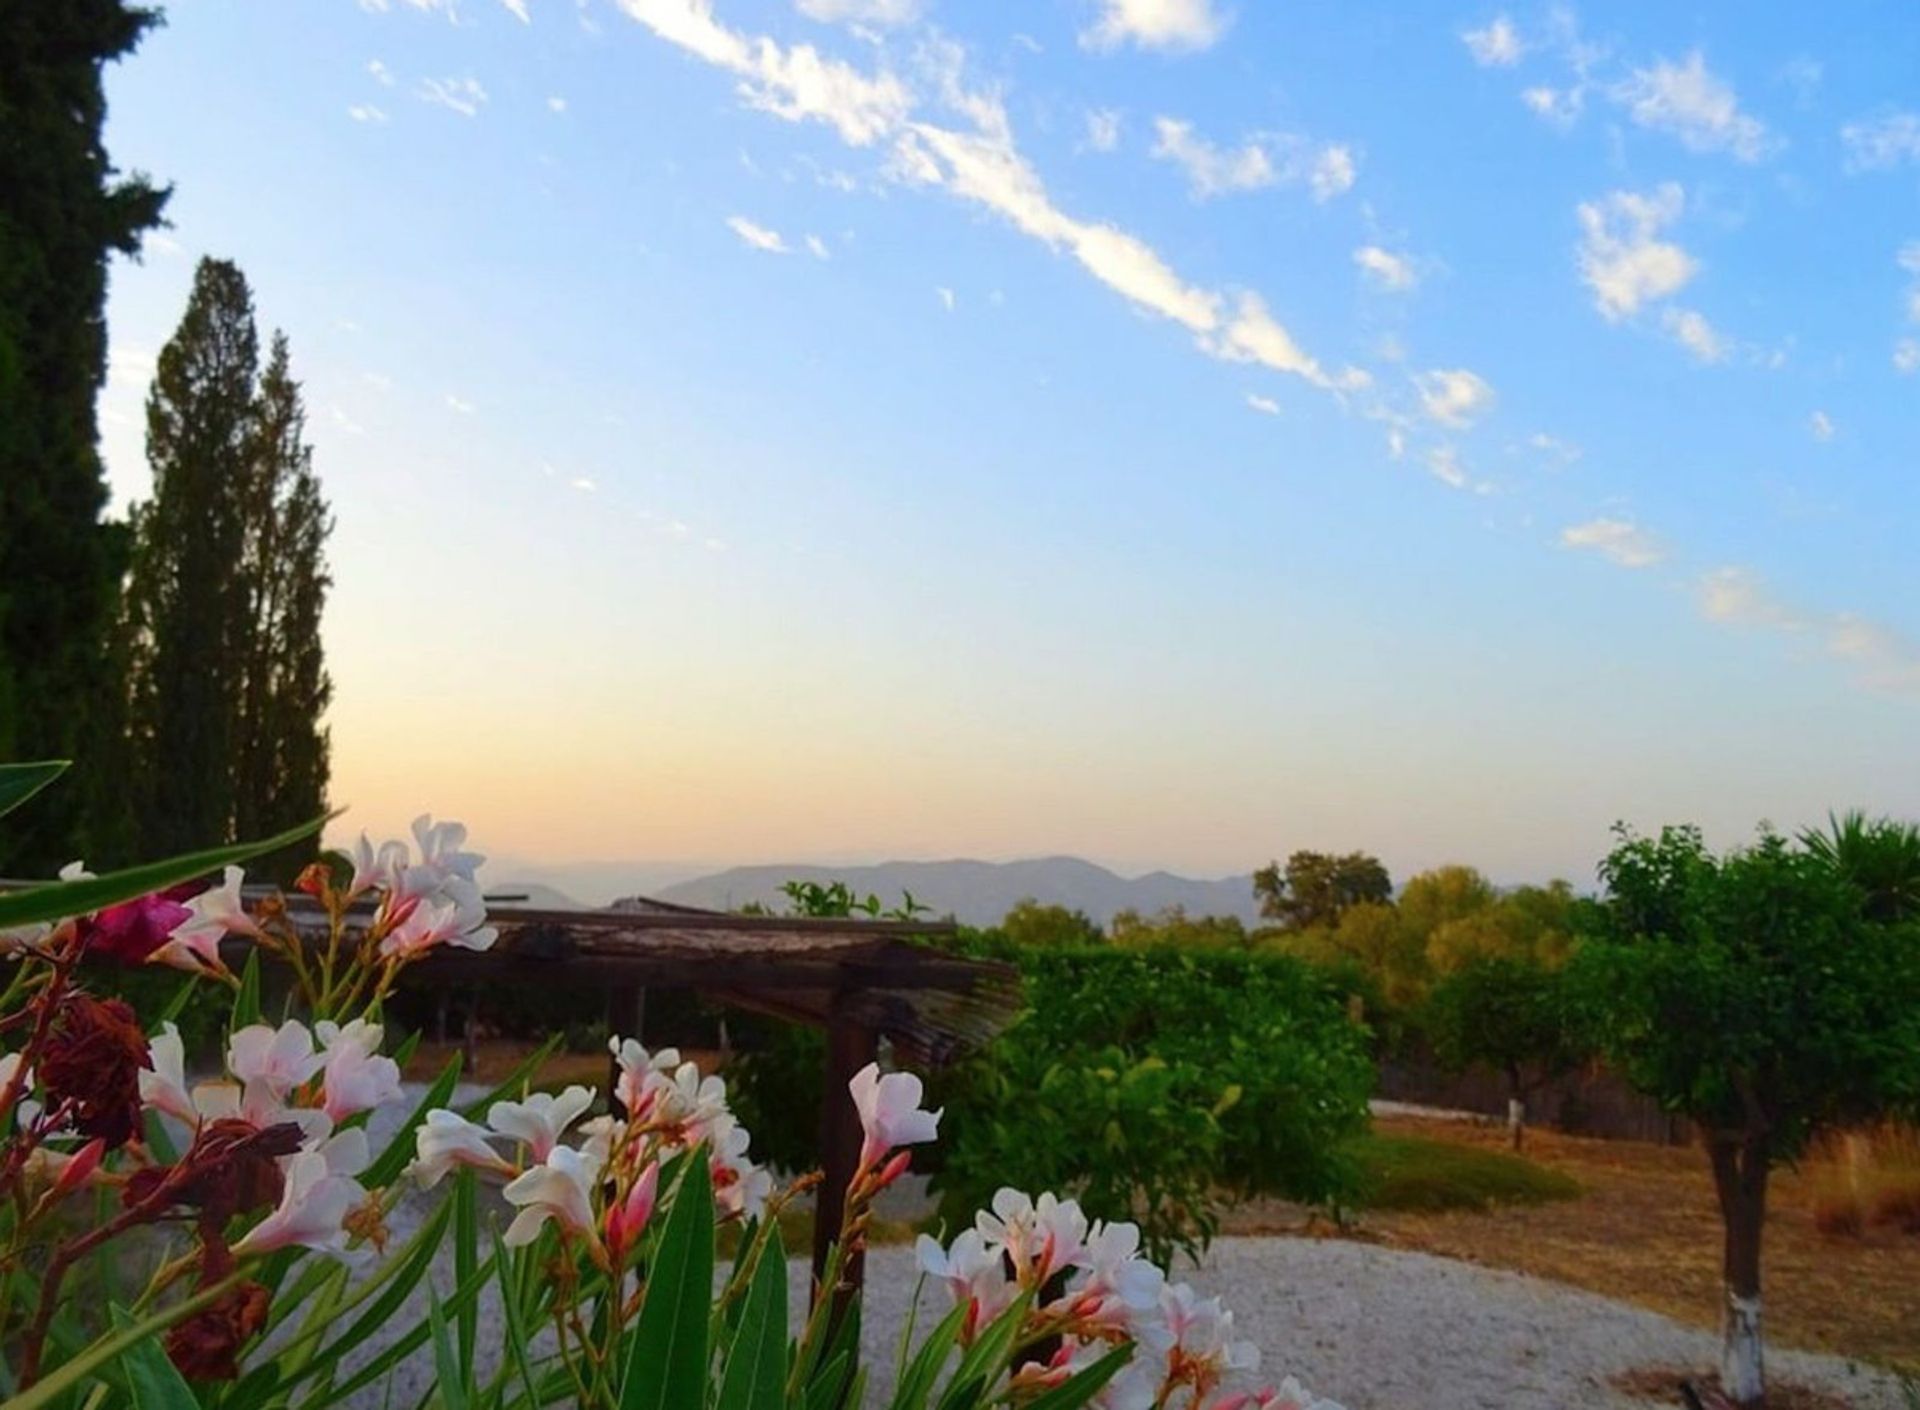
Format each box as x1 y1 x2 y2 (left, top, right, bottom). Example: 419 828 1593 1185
453 1170 478 1376
232 950 263 1031
618 1154 715 1410
0 1274 245 1410
489 1228 541 1410
1017 1345 1132 1410
109 1304 202 1410
884 1304 964 1410
0 761 68 823
0 812 332 930
933 1294 1029 1410
715 1234 787 1410
428 1291 468 1410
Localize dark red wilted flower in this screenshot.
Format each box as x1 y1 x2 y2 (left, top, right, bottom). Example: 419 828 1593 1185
165 1280 270 1381
123 1119 304 1225
39 993 150 1148
76 884 200 964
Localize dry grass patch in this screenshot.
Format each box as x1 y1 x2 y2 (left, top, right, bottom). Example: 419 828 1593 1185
1609 1365 1858 1410
1223 1114 1920 1373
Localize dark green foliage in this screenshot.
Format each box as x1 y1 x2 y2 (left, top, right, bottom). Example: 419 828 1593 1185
1345 1133 1580 1212
1571 824 1920 1159
1253 849 1392 930
1000 898 1104 947
1800 809 1920 924
0 1 169 873
930 938 1374 1263
118 260 332 879
1424 954 1583 1097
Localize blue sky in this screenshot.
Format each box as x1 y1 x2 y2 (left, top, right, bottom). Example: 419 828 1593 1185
97 0 1920 895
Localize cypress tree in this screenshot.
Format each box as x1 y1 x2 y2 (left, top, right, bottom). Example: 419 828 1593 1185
121 259 331 873
0 1 169 872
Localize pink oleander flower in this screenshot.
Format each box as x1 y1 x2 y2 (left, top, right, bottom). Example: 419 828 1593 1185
975 1188 1088 1289
603 1160 659 1263
228 1021 326 1102
706 1113 772 1221
393 815 484 905
1208 1379 1345 1410
378 876 497 959
348 832 410 900
177 866 262 940
1064 1219 1164 1330
848 1061 941 1171
139 1022 200 1125
488 1085 595 1161
410 1109 513 1187
316 1020 403 1122
1145 1282 1261 1400
79 885 198 965
915 1229 1017 1342
608 1038 682 1119
234 1143 365 1259
502 1145 602 1248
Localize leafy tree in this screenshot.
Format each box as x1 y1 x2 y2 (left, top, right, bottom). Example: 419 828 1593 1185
1424 955 1581 1149
1799 809 1920 923
1571 824 1920 1408
1253 849 1391 930
118 260 332 877
1001 897 1104 947
0 0 168 872
1426 879 1578 976
1108 905 1247 949
1272 900 1428 1011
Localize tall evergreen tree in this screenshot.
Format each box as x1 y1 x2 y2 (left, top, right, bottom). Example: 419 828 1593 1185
120 260 332 874
0 1 169 873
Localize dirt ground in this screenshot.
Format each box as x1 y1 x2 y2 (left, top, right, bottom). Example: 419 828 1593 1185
1224 1115 1920 1375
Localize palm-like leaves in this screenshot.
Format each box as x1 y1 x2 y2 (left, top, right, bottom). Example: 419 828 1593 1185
1801 810 1920 923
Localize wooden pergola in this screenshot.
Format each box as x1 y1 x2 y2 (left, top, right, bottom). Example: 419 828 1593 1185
273 893 1019 1285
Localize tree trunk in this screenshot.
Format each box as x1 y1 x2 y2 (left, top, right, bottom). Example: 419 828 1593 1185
1506 1067 1525 1152
1708 1133 1770 1408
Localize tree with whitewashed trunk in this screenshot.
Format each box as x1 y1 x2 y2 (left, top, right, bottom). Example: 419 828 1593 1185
1571 823 1920 1409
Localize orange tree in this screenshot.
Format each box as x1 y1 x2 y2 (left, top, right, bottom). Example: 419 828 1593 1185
1570 823 1920 1409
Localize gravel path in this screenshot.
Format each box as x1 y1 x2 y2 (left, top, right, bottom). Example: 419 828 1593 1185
334 1090 1905 1409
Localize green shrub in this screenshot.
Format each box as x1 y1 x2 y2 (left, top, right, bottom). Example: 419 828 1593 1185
1345 1133 1580 1211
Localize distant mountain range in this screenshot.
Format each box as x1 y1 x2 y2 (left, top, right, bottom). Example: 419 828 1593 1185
651 857 1261 927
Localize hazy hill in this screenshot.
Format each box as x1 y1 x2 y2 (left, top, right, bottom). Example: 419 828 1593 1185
655 856 1260 927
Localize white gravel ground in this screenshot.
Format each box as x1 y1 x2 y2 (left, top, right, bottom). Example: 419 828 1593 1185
326 1089 1910 1408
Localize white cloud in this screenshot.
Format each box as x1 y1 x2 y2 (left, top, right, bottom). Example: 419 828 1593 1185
1245 393 1280 416
1661 306 1728 364
1895 338 1920 374
1613 51 1775 162
329 406 366 437
1353 245 1416 292
1461 15 1523 68
805 233 830 259
500 0 530 20
935 285 955 311
368 59 396 86
622 0 1359 394
1080 0 1225 52
348 103 390 123
1842 111 1920 173
1528 432 1581 464
1576 183 1697 320
1560 517 1664 568
1425 445 1469 489
418 76 488 117
363 371 394 391
1151 118 1355 202
796 0 921 24
1151 118 1273 197
1899 240 1920 323
568 476 597 492
1084 108 1122 153
548 95 568 112
1414 367 1495 428
148 231 184 258
1808 410 1835 441
445 394 475 414
1698 568 1920 697
1310 145 1356 201
726 216 788 252
1522 85 1583 127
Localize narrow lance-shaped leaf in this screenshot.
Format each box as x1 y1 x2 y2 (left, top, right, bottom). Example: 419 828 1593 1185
715 1230 788 1410
618 1152 716 1410
0 761 69 824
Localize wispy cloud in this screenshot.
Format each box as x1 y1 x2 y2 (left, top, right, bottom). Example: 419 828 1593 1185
1612 51 1776 162
1896 338 1920 375
1080 0 1225 53
935 286 955 311
1245 393 1280 416
1353 245 1416 292
1560 517 1664 568
1150 119 1356 202
368 59 396 86
445 393 476 414
797 0 922 25
617 1 1365 394
568 476 597 492
1842 111 1920 173
1661 306 1728 364
418 76 488 117
1084 108 1122 153
348 103 390 124
548 95 568 113
1808 409 1835 441
725 215 788 253
499 0 530 20
1461 15 1523 68
1414 367 1495 428
1576 183 1697 321
805 233 830 259
1699 568 1920 697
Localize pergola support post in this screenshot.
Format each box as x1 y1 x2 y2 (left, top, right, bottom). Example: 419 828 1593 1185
812 995 878 1321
